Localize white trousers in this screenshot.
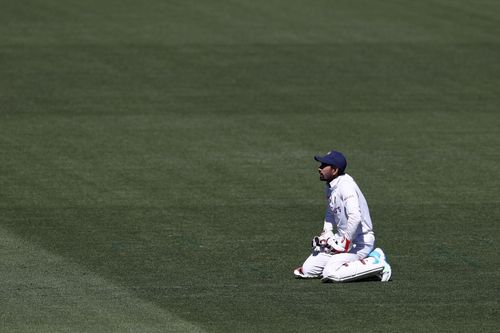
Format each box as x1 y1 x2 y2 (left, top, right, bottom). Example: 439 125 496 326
301 237 375 278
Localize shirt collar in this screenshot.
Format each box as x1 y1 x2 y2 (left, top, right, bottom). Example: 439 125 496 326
328 175 343 188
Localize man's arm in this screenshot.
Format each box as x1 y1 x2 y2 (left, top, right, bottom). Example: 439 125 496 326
342 188 362 241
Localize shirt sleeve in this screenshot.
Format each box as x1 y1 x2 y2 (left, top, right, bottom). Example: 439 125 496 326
323 203 334 232
341 186 362 241
323 221 334 233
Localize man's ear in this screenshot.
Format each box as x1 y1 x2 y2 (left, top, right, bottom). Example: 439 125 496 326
332 167 339 177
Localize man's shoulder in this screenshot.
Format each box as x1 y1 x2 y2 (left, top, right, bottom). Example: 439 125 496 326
338 174 355 184
337 174 358 192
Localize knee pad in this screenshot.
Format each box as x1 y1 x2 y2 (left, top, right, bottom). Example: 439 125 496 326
323 258 384 282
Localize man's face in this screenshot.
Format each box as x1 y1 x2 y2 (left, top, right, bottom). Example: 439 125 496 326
318 163 337 182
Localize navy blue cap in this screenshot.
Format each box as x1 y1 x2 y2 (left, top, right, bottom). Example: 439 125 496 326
314 150 347 172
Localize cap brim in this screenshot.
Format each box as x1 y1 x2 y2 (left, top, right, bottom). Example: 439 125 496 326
314 155 328 164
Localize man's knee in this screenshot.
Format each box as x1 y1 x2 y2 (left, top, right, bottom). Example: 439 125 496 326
321 264 344 282
301 253 330 277
302 261 322 277
322 258 384 282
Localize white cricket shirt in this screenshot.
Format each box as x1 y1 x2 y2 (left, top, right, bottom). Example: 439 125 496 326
323 174 375 246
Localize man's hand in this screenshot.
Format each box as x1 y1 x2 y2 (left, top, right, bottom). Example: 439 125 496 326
326 234 351 253
312 231 349 254
311 236 321 252
312 230 334 253
319 230 334 242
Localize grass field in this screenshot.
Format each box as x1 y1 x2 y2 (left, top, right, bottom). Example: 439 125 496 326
1 0 499 332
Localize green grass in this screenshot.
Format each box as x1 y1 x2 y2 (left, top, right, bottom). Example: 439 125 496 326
1 0 499 332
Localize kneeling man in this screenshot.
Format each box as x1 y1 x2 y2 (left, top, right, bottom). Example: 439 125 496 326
294 150 392 282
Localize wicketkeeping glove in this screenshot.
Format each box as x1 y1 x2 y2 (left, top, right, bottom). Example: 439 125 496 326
325 234 351 253
311 236 321 252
